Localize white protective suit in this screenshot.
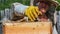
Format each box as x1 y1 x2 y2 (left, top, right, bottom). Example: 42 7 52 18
12 3 29 15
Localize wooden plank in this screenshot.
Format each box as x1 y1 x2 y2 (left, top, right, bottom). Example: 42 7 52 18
3 22 52 34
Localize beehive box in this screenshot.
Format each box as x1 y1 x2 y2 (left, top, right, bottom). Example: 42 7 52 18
3 22 52 34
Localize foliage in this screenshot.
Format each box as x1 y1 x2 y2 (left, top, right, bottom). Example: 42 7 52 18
56 5 60 11
0 0 30 10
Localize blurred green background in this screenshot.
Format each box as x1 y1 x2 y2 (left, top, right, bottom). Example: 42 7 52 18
56 0 60 11
0 0 60 10
0 0 30 10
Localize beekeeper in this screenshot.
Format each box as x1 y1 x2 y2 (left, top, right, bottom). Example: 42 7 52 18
11 0 59 22
11 2 42 21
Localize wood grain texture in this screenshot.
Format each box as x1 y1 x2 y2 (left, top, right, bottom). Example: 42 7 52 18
3 22 52 34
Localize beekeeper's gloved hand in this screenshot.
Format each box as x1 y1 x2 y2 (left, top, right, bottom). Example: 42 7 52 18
13 3 42 21
25 6 42 21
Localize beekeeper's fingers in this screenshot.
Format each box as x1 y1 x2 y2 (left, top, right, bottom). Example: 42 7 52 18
30 10 35 20
27 12 34 21
32 8 38 18
35 7 42 15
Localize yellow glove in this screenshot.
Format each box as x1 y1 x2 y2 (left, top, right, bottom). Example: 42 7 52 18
25 6 42 21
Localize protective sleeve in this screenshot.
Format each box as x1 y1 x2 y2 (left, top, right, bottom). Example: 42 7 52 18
14 4 29 14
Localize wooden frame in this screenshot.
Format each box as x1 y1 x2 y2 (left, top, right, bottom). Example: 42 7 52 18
3 22 52 34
